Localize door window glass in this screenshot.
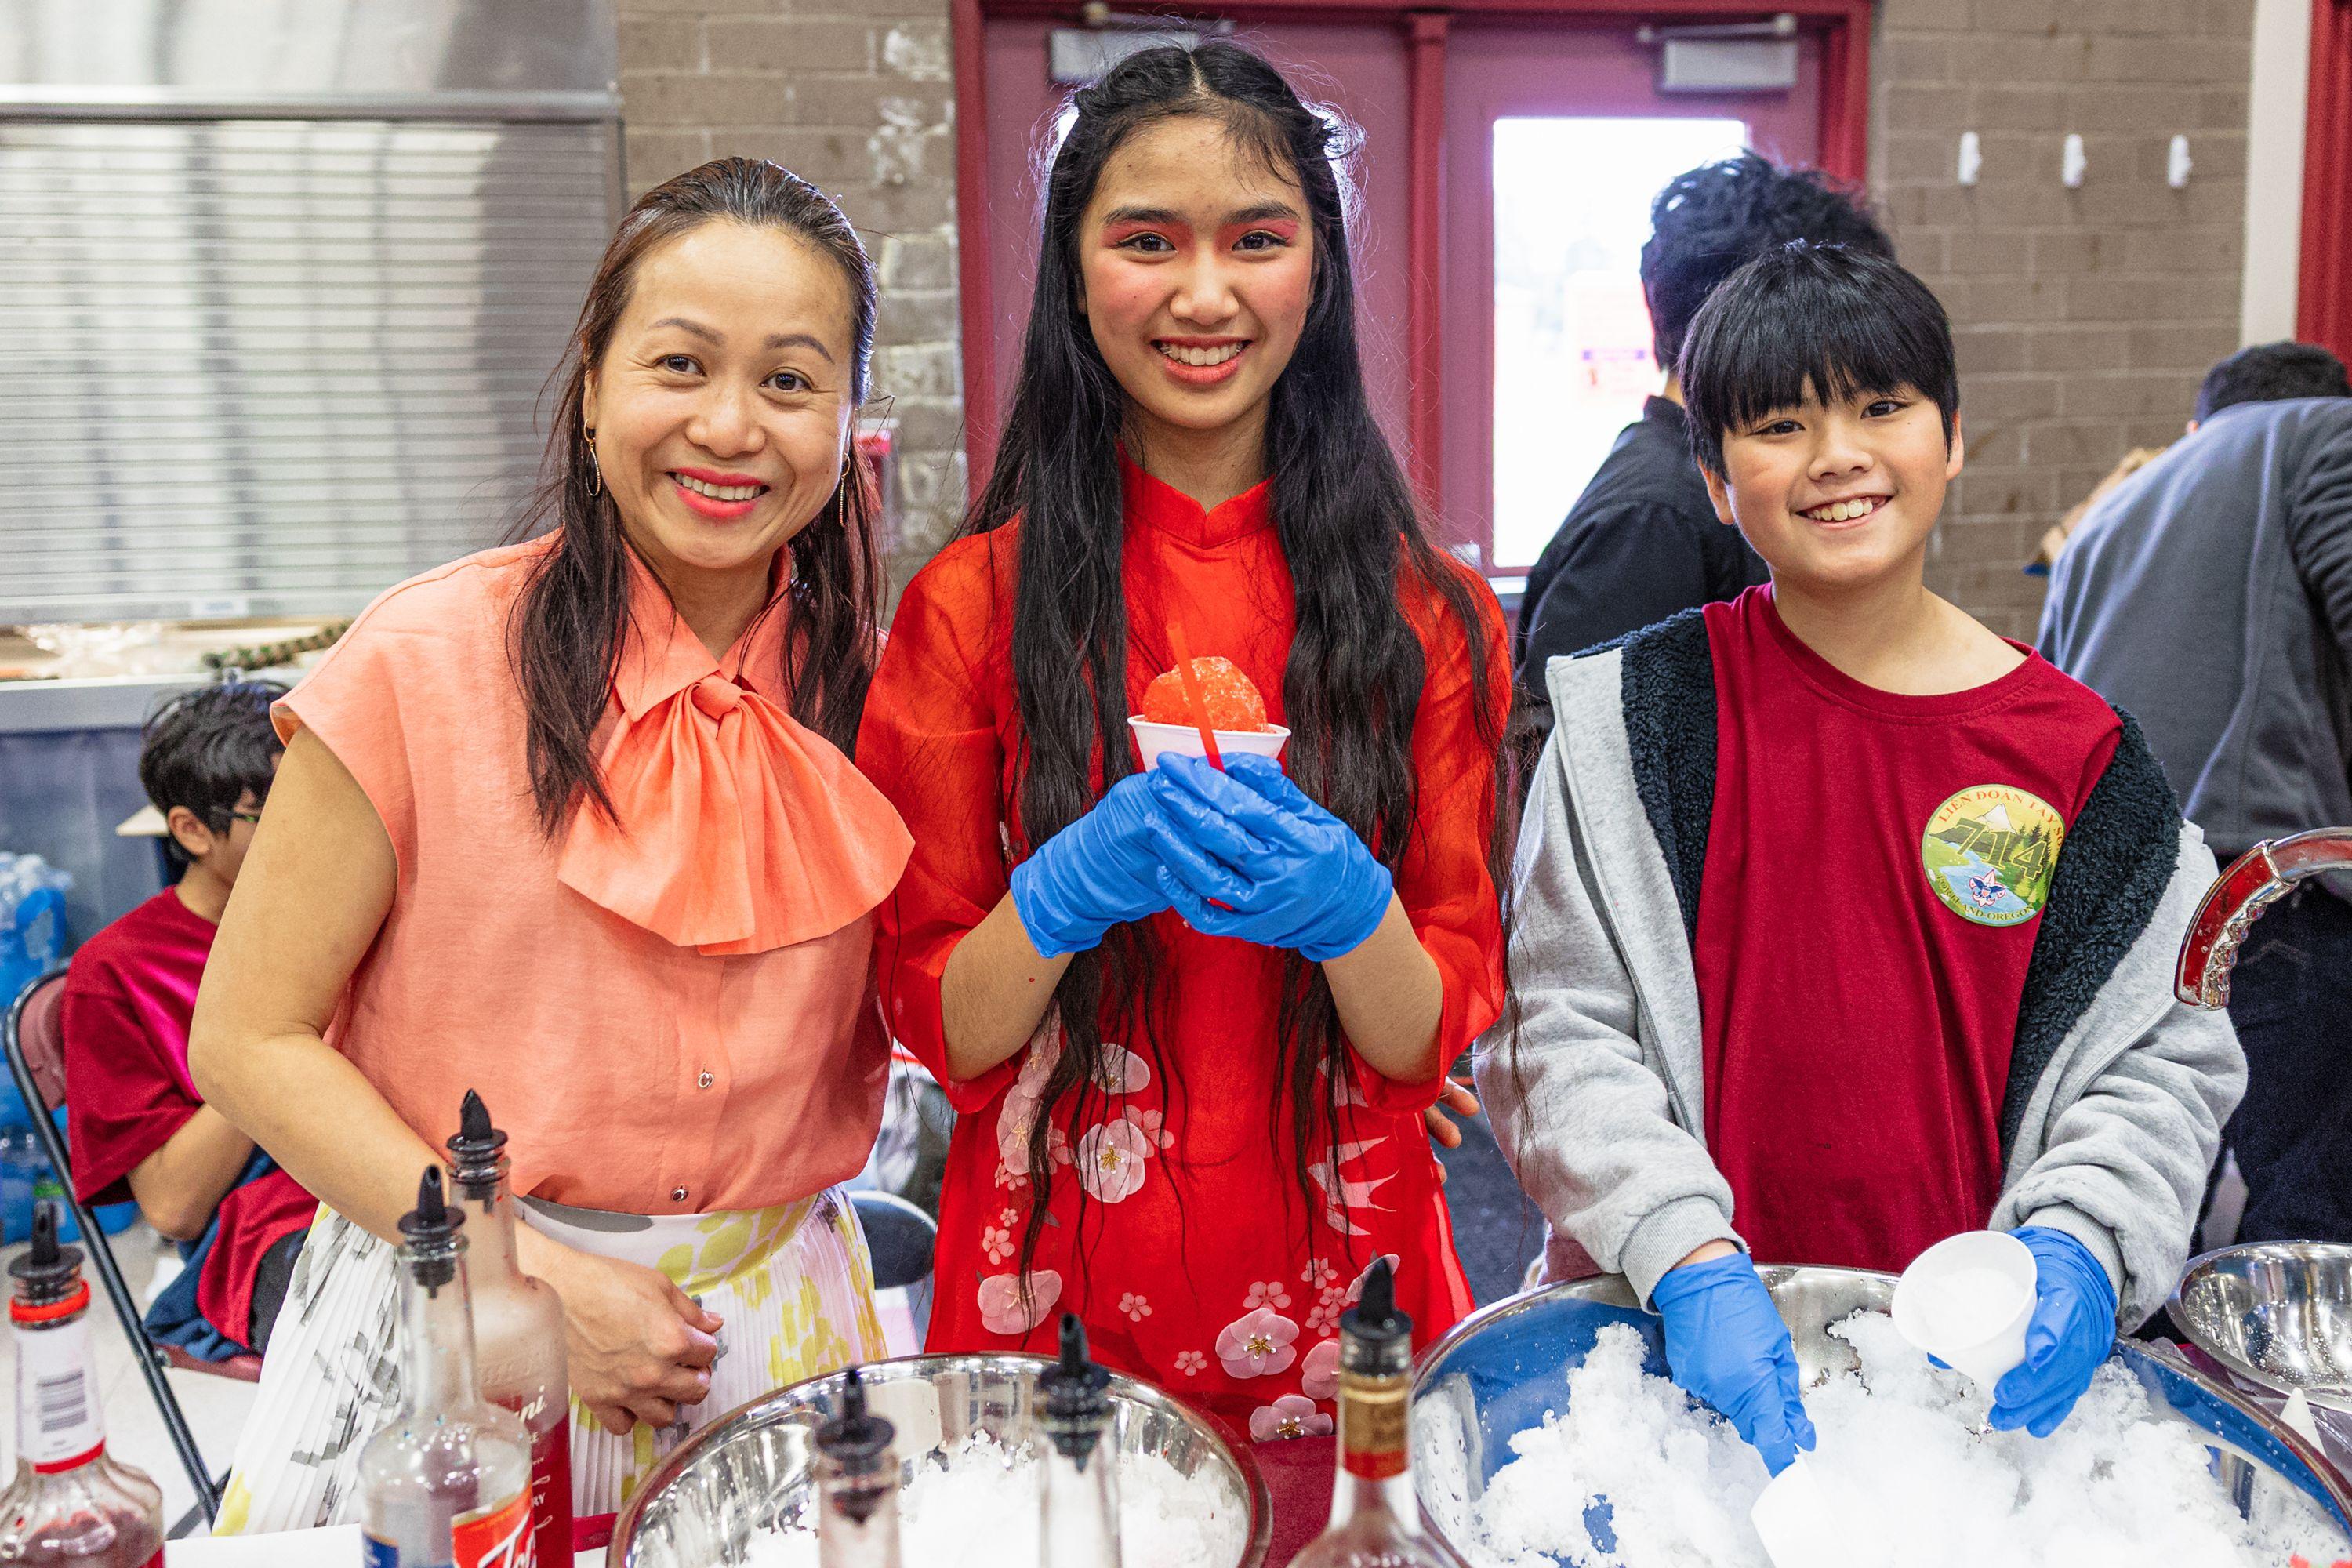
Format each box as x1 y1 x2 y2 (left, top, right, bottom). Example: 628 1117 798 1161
1490 116 1746 568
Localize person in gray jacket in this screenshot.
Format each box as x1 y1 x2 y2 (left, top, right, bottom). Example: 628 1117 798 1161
1481 244 2244 1476
2039 378 2352 1245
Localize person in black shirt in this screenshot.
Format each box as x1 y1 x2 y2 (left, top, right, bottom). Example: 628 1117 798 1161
1515 154 1893 695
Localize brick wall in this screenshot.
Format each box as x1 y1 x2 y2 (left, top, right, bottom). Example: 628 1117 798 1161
615 0 966 584
613 4 2260 637
1869 0 2255 638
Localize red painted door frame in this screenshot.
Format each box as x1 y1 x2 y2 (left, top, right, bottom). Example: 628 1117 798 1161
2303 0 2352 360
952 0 1875 514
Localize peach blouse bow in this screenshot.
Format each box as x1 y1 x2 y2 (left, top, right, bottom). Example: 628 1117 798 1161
555 582 911 956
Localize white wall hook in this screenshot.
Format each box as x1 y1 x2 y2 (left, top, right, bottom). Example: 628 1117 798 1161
2062 132 2087 188
1958 130 1983 187
2168 134 2193 188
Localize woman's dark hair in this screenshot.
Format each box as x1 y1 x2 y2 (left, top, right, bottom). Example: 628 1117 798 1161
1679 240 1960 477
970 42 1508 1283
507 158 884 834
1640 152 1892 373
2194 339 2351 423
140 679 289 864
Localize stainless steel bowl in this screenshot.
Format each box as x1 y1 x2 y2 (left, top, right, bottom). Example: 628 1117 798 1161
2172 1242 2352 1410
1412 1265 2352 1563
608 1352 1272 1568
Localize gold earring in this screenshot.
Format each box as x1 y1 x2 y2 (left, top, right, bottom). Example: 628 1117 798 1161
584 430 601 497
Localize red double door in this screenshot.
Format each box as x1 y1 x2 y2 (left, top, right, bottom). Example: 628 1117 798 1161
964 8 1853 579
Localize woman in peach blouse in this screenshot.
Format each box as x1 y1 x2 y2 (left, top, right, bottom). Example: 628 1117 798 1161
187 160 912 1535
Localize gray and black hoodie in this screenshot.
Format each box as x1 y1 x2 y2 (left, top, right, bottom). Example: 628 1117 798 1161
1475 611 2247 1329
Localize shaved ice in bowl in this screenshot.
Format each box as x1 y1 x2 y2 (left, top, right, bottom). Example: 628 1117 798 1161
1421 1312 2351 1568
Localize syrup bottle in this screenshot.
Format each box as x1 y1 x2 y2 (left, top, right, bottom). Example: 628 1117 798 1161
0 1204 163 1566
446 1091 571 1566
1290 1259 1463 1568
1037 1313 1121 1568
814 1367 900 1568
360 1169 535 1567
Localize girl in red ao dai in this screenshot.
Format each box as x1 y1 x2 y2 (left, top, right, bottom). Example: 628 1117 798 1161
856 42 1512 1442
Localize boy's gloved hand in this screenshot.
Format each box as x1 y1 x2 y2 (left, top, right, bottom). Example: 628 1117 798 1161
1988 1226 2118 1438
1007 771 1171 957
1650 1251 1817 1475
1144 752 1393 961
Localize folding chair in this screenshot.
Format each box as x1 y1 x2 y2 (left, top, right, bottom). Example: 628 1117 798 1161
5 966 252 1530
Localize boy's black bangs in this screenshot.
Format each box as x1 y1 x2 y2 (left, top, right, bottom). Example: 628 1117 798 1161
1681 244 1958 471
1708 278 1947 437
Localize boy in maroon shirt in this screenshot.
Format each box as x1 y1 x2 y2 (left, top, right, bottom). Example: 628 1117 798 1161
62 681 318 1359
1482 243 2244 1475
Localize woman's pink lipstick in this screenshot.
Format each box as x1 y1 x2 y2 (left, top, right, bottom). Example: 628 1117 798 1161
1155 336 1250 387
670 466 769 522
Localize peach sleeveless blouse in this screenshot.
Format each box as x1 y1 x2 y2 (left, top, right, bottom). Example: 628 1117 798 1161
274 538 912 1212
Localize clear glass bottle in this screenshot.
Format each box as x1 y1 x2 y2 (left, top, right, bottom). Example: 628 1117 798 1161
1036 1313 1121 1568
0 1204 163 1566
1290 1260 1463 1568
814 1366 900 1568
446 1091 572 1568
360 1169 535 1568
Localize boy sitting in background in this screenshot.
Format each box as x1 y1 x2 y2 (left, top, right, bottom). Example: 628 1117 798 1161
62 681 318 1359
1481 242 2243 1474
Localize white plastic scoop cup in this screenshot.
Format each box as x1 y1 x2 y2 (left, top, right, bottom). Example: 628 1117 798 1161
1893 1229 2038 1397
1750 1455 1837 1568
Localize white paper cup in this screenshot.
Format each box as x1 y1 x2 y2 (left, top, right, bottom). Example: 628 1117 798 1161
1127 715 1290 770
1750 1455 1836 1568
1892 1229 2038 1394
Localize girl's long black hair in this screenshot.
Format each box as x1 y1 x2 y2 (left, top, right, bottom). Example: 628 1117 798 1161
507 158 884 834
968 42 1511 1283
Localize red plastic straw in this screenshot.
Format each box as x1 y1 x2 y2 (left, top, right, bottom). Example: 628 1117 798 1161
1167 619 1225 770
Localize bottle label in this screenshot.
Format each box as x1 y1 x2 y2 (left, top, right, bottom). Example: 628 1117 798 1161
1338 1374 1410 1481
452 1487 535 1568
496 1396 573 1568
364 1534 400 1568
16 1315 104 1472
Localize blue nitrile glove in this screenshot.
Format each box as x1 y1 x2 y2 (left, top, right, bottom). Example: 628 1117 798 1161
1988 1225 2118 1438
1650 1253 1817 1475
1007 771 1173 957
1144 752 1394 962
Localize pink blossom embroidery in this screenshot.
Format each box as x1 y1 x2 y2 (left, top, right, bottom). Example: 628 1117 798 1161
1300 1338 1341 1401
996 1035 1065 1175
1119 1292 1152 1322
993 1162 1029 1192
1089 1042 1151 1094
1309 1138 1397 1239
1345 1254 1403 1305
1174 1350 1207 1377
999 1206 1020 1227
1076 1120 1149 1202
1121 1106 1174 1153
1216 1308 1301 1379
1306 1299 1342 1334
980 1225 1014 1265
1301 1258 1338 1290
1243 1280 1294 1312
977 1269 1062 1337
1047 1124 1073 1167
1248 1394 1334 1442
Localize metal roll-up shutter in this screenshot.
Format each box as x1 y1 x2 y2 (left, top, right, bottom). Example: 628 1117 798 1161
0 116 612 622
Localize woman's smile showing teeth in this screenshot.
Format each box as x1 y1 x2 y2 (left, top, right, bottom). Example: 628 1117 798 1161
1154 337 1250 385
669 466 770 521
1800 495 1889 524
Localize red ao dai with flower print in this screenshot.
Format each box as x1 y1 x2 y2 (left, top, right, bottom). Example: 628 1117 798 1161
855 459 1512 1441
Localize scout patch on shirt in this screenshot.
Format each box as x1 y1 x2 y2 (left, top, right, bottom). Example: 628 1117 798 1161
1920 785 2064 927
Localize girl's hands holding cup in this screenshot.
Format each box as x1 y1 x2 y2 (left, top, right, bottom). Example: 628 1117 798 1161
1145 752 1393 961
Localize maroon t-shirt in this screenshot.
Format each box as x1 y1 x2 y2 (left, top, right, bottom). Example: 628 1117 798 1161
1693 587 2122 1274
60 889 317 1346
